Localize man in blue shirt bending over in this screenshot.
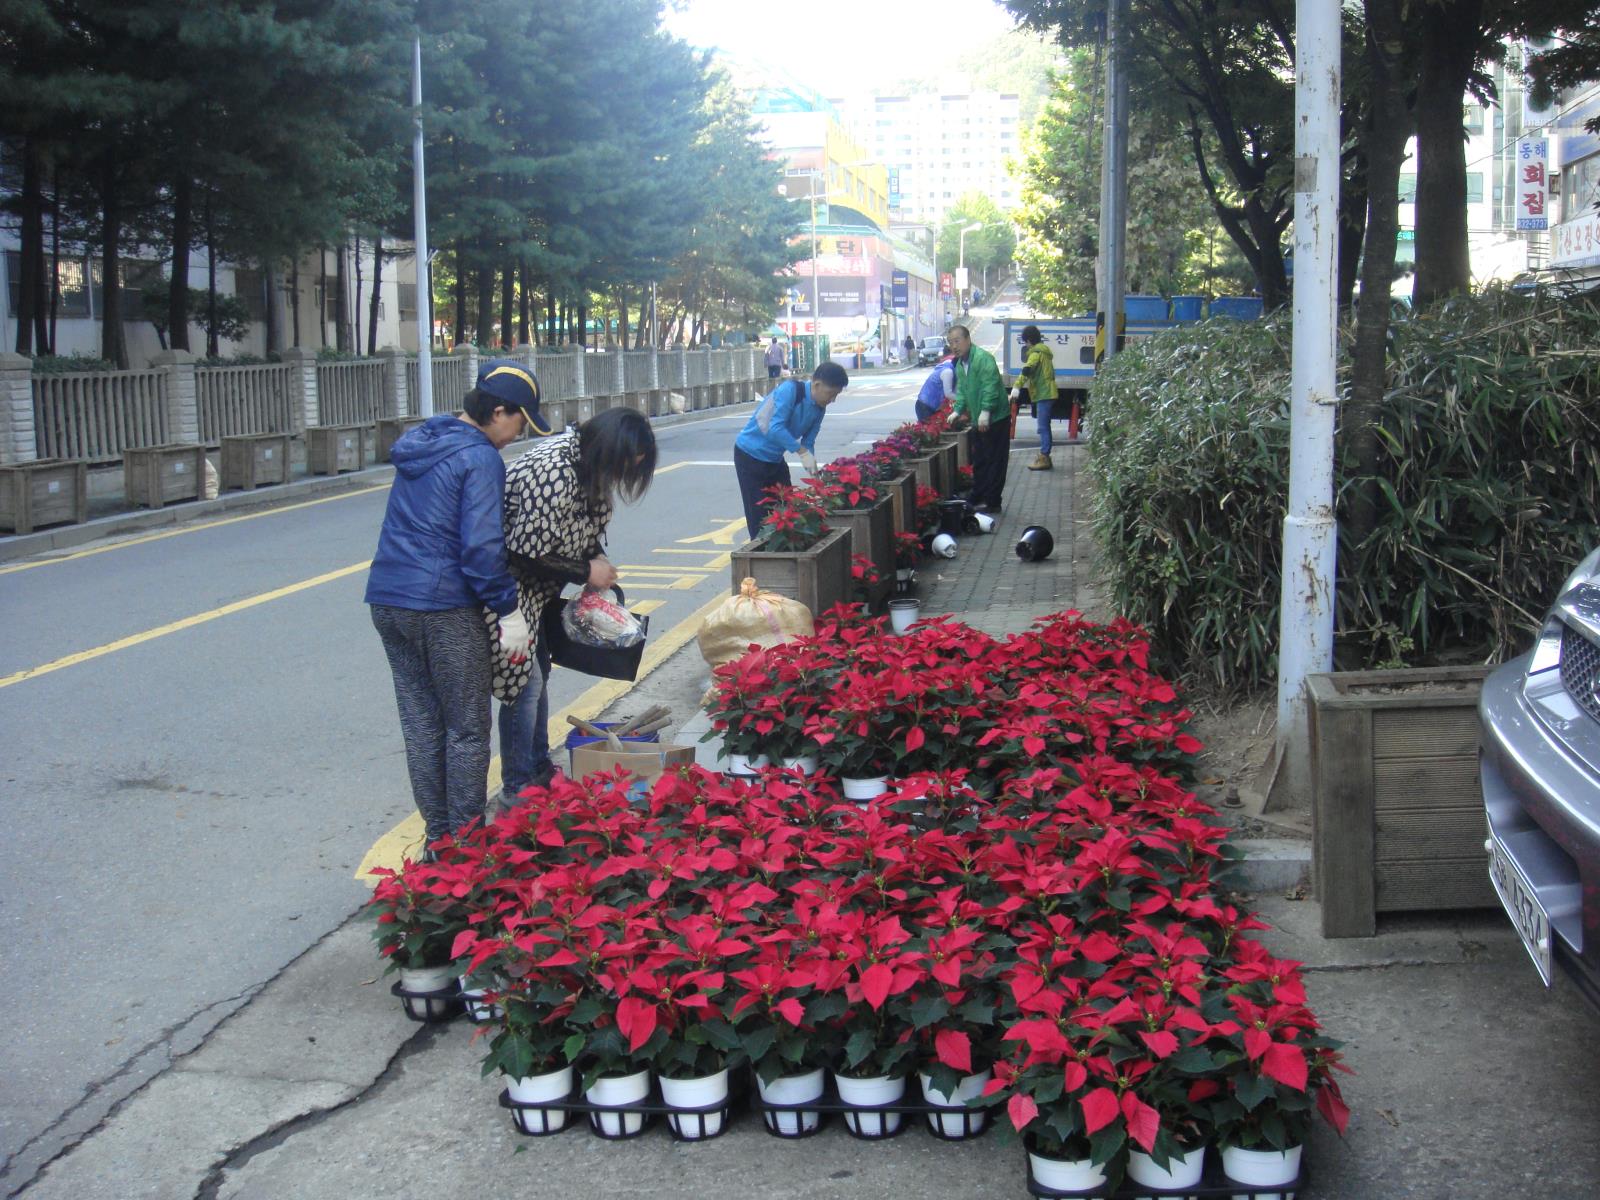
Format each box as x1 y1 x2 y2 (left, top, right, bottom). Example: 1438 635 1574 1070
733 360 849 539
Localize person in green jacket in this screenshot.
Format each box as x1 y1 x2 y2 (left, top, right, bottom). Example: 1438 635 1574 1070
1011 324 1059 471
946 324 1010 514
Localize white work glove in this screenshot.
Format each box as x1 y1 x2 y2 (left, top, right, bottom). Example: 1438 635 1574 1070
799 449 818 476
1009 387 1021 402
497 608 531 663
977 410 992 433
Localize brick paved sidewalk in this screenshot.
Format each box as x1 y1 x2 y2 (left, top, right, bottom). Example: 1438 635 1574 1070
915 436 1107 636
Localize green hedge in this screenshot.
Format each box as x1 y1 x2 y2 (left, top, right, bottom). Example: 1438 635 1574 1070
1087 289 1600 692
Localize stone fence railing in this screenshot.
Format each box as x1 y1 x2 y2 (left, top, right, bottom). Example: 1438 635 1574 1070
0 343 769 467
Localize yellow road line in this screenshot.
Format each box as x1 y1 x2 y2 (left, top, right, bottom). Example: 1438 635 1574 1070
0 485 392 575
0 560 372 690
614 564 713 573
355 587 729 883
627 599 665 616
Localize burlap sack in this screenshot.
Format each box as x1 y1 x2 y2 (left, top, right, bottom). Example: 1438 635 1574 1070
697 577 814 673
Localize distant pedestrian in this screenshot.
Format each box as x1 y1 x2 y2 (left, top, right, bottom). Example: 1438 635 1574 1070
903 334 916 365
1013 324 1058 471
946 324 1009 514
915 354 956 422
366 360 551 849
733 360 849 540
493 407 658 809
764 338 787 379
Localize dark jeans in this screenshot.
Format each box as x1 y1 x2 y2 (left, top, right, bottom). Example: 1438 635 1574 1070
370 604 492 844
497 627 553 803
766 364 782 379
970 417 1012 509
734 445 792 540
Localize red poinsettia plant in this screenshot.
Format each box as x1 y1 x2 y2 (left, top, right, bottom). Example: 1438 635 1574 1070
757 484 831 552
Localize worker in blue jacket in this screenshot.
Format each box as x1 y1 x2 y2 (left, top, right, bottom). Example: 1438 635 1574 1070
366 359 553 848
733 360 848 539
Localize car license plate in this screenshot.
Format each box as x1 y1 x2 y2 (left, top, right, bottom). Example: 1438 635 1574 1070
1487 830 1554 986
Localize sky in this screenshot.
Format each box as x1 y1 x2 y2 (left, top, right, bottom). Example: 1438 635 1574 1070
661 0 1020 98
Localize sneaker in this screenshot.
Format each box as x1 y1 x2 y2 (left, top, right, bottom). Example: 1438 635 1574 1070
1027 453 1052 471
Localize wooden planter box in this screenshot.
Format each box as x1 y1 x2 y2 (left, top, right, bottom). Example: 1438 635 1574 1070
220 433 290 490
730 525 854 621
885 470 918 535
375 416 427 463
125 444 207 509
829 492 895 612
1309 666 1496 937
0 458 89 534
307 424 367 475
930 440 960 496
941 428 976 473
904 452 937 499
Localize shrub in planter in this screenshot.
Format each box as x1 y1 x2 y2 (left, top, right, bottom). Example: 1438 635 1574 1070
756 484 832 552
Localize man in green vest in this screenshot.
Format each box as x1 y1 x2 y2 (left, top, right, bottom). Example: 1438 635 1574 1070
947 324 1010 514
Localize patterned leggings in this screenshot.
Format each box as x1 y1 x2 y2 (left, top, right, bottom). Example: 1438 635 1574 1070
370 605 492 845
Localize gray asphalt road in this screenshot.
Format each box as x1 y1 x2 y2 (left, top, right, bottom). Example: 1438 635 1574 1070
0 368 925 1192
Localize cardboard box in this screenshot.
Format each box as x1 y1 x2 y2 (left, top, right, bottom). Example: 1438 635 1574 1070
568 742 697 800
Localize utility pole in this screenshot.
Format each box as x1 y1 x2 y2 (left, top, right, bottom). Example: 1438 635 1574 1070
412 36 434 417
1096 0 1128 362
1272 0 1341 807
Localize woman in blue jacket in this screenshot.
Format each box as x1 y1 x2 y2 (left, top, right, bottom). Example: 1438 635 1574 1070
365 360 552 848
733 360 848 539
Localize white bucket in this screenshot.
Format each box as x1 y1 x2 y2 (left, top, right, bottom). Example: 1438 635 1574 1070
726 752 770 776
841 776 889 802
505 1065 573 1134
757 1068 825 1135
918 1069 991 1138
1029 1150 1107 1193
397 964 457 1021
1222 1144 1302 1200
834 1072 904 1136
585 1069 651 1137
887 599 922 633
779 754 819 775
1129 1143 1207 1198
659 1069 729 1140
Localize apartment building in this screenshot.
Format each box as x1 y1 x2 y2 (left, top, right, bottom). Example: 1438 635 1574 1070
832 91 1022 227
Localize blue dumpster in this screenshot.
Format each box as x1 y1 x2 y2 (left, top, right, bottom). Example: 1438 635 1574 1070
1210 296 1265 320
1123 295 1169 322
1170 295 1205 322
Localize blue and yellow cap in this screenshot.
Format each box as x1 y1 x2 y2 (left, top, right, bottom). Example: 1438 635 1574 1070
476 359 554 435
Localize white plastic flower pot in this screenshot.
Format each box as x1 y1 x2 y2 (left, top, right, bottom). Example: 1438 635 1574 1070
659 1069 729 1140
586 1069 651 1137
779 754 819 775
1028 1149 1107 1194
841 776 889 802
726 752 770 776
834 1072 904 1137
887 598 922 633
971 510 997 534
1129 1143 1207 1198
918 1068 991 1138
757 1067 825 1135
505 1064 573 1134
931 532 958 558
1222 1144 1302 1200
459 974 502 1022
396 964 457 1021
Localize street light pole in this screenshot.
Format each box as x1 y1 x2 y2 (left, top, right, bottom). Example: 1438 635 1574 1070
809 181 820 356
958 222 983 313
411 35 434 417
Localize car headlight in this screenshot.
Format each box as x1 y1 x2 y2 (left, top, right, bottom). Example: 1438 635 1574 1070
1527 546 1600 674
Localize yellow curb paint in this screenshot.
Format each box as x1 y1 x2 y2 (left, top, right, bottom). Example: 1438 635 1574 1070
355 587 729 884
0 485 392 575
627 600 665 616
0 560 372 690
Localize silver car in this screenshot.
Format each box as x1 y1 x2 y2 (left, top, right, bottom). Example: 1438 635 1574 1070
1480 545 1600 1009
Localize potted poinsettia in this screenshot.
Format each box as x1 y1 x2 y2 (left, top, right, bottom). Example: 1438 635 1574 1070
811 467 894 604
366 860 467 1021
804 667 902 800
810 907 927 1136
704 646 781 774
728 947 827 1135
1198 942 1352 1192
646 916 752 1139
482 980 586 1135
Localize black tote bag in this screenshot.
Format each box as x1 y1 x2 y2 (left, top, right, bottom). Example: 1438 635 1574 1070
540 586 650 681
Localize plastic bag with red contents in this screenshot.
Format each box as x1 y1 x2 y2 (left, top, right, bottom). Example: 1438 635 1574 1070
562 585 646 649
